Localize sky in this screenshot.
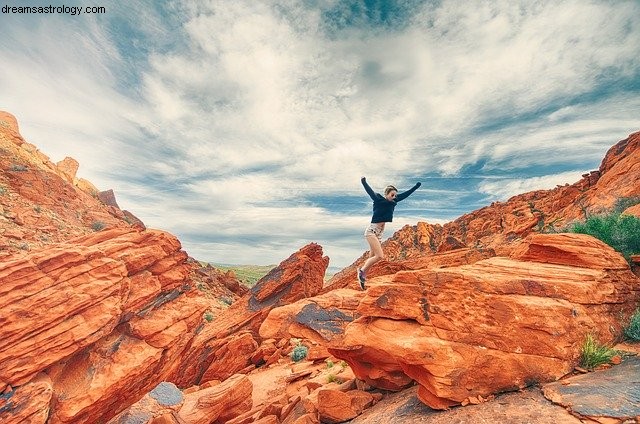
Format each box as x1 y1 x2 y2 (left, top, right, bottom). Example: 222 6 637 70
1 0 640 270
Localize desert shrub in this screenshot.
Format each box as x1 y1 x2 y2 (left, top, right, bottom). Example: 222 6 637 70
571 212 640 261
612 197 640 214
580 334 617 370
291 344 308 362
91 221 106 231
9 164 28 172
203 312 214 323
326 374 342 384
326 359 334 369
624 309 640 342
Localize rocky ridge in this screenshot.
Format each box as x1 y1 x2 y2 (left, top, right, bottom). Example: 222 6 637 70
327 130 640 291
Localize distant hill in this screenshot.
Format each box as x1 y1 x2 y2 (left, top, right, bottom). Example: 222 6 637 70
212 264 276 287
211 263 338 286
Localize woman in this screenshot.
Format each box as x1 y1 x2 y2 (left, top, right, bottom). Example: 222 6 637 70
358 176 421 289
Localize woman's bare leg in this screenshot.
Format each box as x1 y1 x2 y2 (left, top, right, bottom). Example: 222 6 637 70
361 235 384 273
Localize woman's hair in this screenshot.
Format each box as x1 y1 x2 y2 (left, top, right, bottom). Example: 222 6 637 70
384 185 398 195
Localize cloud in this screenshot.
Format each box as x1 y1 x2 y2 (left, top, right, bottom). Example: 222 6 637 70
1 0 639 269
477 171 586 201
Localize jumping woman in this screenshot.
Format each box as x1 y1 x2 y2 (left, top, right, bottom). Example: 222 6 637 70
357 176 421 289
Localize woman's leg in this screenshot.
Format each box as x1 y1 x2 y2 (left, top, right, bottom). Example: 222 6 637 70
361 234 384 272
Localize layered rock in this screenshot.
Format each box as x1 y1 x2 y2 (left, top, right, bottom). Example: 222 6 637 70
328 233 640 409
0 111 138 256
259 289 365 344
107 376 252 424
0 374 53 424
0 228 210 423
173 243 329 387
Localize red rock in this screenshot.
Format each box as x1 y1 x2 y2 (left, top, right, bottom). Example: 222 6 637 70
292 414 320 424
0 247 126 388
326 246 494 292
0 111 20 134
0 373 52 424
56 157 79 183
328 234 640 410
622 203 640 218
176 374 253 424
317 389 374 423
0 228 214 423
306 345 331 362
123 210 147 230
97 189 121 209
199 332 259 382
259 289 364 344
510 233 629 269
149 414 179 424
253 416 279 424
174 243 329 387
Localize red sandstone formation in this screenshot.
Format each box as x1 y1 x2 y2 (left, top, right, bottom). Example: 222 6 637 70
259 289 365 344
173 242 329 387
327 233 639 410
0 228 215 423
0 111 145 255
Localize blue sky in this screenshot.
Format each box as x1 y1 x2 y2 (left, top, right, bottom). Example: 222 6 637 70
2 0 640 269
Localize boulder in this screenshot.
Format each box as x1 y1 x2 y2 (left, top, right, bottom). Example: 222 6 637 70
317 389 374 423
56 157 79 183
176 374 253 424
260 289 364 344
328 233 640 409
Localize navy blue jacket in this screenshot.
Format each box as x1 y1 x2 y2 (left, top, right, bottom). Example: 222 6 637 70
362 177 420 223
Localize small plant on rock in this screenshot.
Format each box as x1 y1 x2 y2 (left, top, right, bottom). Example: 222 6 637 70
91 221 106 231
326 374 342 384
203 312 214 323
291 343 308 362
10 164 28 172
623 308 640 342
580 334 618 370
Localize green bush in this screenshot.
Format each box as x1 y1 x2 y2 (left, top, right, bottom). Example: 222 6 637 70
624 309 640 342
580 334 617 370
91 221 106 231
291 345 308 362
571 212 640 261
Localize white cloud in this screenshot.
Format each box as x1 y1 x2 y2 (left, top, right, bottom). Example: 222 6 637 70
478 171 586 201
1 0 639 268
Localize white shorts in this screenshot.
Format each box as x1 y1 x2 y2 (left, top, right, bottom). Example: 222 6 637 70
364 222 385 241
